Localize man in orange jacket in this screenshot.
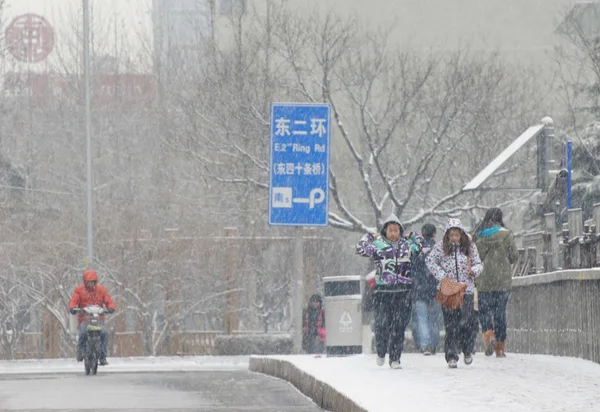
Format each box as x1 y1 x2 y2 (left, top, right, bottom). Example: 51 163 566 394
68 269 116 365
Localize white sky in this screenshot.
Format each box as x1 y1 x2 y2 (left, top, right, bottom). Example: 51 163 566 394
3 0 154 71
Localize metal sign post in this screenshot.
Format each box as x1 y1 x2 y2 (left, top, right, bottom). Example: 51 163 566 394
566 140 573 209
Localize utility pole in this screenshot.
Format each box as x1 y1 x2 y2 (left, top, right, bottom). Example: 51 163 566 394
83 0 94 267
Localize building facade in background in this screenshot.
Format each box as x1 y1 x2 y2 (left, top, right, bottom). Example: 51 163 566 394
152 0 213 74
213 0 584 66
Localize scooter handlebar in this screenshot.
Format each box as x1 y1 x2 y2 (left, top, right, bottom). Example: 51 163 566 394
69 307 113 315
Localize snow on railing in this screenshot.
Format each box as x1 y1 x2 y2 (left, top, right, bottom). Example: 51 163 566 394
514 204 600 275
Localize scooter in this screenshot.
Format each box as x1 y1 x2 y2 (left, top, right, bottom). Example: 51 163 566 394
72 305 108 375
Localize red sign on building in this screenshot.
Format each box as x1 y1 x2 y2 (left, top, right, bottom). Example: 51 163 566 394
6 14 55 63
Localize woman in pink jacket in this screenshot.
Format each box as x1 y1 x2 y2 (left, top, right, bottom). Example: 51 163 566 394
426 218 483 368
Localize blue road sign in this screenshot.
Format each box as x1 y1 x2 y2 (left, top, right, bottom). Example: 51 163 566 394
269 103 331 226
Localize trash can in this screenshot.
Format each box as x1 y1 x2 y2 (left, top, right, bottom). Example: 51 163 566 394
323 275 362 356
361 270 376 354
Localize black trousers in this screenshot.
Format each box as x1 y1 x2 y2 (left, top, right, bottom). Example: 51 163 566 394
302 336 325 354
442 294 478 362
374 291 412 363
478 291 511 342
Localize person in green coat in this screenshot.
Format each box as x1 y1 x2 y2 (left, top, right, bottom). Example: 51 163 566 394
472 208 518 358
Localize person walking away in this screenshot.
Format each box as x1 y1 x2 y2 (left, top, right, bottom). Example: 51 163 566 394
411 223 440 355
302 294 326 354
356 214 425 369
472 207 518 358
68 269 116 365
426 218 483 368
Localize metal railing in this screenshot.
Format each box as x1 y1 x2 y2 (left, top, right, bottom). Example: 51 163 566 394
513 203 600 275
0 331 220 359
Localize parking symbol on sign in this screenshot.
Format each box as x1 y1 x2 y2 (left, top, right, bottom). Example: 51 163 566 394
272 187 292 208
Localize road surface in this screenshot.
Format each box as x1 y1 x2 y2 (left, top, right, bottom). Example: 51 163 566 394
0 370 323 411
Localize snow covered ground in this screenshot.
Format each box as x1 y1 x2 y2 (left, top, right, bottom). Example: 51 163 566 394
264 353 600 412
0 355 249 374
2 353 600 411
0 356 323 411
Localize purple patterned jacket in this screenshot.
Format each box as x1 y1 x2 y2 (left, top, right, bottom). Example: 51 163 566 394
356 232 427 292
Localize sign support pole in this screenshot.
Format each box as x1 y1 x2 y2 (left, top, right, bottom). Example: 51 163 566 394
567 140 572 209
292 227 304 353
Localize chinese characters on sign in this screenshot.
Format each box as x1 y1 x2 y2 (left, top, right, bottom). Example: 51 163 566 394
274 117 328 137
272 162 326 176
6 14 55 63
269 104 331 226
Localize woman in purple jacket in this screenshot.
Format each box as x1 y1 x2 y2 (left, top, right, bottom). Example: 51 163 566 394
426 218 483 368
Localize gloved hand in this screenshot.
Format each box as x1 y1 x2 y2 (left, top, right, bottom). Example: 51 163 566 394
105 308 115 314
366 272 377 289
364 244 376 256
317 328 326 342
410 243 421 255
69 308 77 315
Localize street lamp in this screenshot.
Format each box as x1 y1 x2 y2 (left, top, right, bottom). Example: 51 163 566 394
83 0 94 267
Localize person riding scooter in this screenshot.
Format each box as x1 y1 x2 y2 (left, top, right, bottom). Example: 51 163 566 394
68 269 115 365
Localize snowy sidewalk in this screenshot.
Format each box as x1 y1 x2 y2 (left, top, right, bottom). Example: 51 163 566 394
0 355 249 374
253 353 600 412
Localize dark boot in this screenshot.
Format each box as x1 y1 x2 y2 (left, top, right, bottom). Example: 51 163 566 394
76 348 83 362
495 341 506 358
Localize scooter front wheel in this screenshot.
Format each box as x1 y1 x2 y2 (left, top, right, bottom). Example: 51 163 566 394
91 357 98 375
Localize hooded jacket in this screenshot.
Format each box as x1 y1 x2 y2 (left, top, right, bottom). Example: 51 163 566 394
474 225 518 292
425 218 483 294
302 294 326 343
411 236 438 301
68 283 116 324
356 214 425 292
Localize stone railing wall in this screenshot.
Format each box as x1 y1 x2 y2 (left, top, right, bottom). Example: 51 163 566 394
507 269 600 363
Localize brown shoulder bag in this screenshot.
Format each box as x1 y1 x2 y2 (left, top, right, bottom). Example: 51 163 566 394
436 277 467 310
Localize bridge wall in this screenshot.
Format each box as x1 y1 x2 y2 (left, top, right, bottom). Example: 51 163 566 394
507 269 600 363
